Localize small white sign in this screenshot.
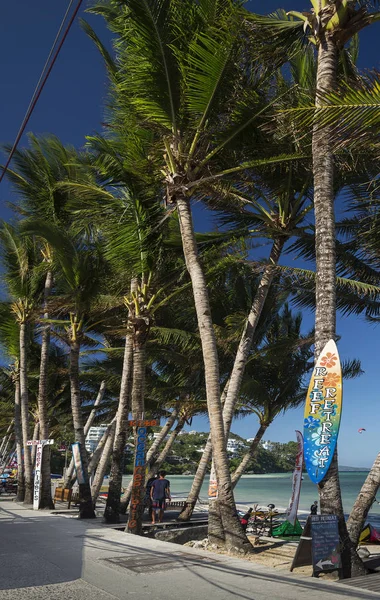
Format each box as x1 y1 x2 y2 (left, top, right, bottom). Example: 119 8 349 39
27 439 54 446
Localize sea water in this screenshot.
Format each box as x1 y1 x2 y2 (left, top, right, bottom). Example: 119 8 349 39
121 471 380 527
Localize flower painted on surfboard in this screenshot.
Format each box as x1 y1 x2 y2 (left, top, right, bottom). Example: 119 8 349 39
304 416 320 429
323 373 340 388
320 352 337 368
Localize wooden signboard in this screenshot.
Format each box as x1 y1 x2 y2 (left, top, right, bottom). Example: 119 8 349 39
303 339 342 484
291 515 341 577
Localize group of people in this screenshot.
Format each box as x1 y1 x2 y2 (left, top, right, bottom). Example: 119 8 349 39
145 470 171 524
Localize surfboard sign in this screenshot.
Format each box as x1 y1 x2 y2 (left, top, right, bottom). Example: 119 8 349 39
303 340 342 484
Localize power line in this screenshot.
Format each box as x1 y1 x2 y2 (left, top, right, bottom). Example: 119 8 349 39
0 0 84 184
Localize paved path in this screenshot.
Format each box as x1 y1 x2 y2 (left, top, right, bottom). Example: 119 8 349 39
0 500 378 599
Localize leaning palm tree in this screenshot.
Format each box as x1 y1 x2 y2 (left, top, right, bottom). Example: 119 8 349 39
229 305 313 486
85 0 308 551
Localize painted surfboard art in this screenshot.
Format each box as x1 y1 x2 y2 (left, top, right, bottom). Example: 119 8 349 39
303 339 342 484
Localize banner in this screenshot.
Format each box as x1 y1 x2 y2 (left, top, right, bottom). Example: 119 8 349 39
27 439 54 510
285 430 303 526
303 340 342 484
72 442 87 485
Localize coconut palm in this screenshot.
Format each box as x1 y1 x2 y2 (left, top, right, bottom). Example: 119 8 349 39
249 2 380 576
0 304 24 500
21 220 111 518
84 0 311 551
0 224 46 504
4 134 91 508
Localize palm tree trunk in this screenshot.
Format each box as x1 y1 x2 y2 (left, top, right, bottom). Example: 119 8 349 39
177 435 212 522
178 386 232 522
31 420 40 467
91 420 116 504
176 195 251 553
104 332 134 522
14 376 24 502
126 340 147 535
208 239 284 534
222 238 284 438
313 34 364 578
69 339 95 518
0 421 13 459
146 415 186 479
87 417 117 480
119 407 179 515
38 269 54 509
347 452 380 548
63 380 106 488
20 322 33 504
231 423 268 488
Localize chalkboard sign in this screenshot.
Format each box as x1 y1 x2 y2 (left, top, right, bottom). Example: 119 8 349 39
311 515 341 574
290 515 341 577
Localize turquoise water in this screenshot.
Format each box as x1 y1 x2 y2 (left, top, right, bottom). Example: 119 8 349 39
121 472 380 525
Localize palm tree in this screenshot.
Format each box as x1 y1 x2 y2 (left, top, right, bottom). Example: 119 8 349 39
22 222 109 518
5 134 88 509
249 2 380 576
86 0 309 551
0 304 24 500
0 224 45 504
229 305 312 486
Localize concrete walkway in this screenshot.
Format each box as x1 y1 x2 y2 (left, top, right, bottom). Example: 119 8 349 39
0 499 378 599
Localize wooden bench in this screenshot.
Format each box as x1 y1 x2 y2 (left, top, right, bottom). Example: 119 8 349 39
53 487 79 509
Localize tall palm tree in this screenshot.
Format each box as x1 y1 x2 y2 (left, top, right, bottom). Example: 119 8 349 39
23 222 108 518
86 0 307 551
5 134 88 508
249 2 380 576
0 224 45 504
0 304 24 500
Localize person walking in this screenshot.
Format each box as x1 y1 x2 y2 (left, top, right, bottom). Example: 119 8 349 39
310 500 318 515
145 474 157 521
150 470 171 524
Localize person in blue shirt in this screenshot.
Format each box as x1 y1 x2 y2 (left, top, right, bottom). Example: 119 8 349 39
150 470 171 524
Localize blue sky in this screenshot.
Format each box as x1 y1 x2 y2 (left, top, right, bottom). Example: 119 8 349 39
0 1 379 467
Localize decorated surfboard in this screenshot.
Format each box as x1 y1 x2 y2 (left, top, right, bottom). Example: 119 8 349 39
303 340 342 484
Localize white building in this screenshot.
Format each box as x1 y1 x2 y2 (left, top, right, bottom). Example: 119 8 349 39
226 438 244 454
262 440 273 451
85 424 108 453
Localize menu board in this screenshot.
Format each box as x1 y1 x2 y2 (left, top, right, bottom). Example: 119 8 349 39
311 515 341 573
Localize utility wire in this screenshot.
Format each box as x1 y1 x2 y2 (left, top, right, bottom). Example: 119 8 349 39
0 0 83 184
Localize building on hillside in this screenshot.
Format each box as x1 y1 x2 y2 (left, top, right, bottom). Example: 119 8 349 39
85 424 108 453
226 438 245 454
262 440 273 451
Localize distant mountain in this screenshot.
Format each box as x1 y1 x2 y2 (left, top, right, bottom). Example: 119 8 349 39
339 465 369 472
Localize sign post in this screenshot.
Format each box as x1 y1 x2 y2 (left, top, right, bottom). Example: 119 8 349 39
285 430 304 526
127 419 157 533
27 439 54 510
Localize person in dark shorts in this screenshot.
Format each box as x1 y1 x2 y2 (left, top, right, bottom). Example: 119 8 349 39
150 470 171 524
145 474 157 520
